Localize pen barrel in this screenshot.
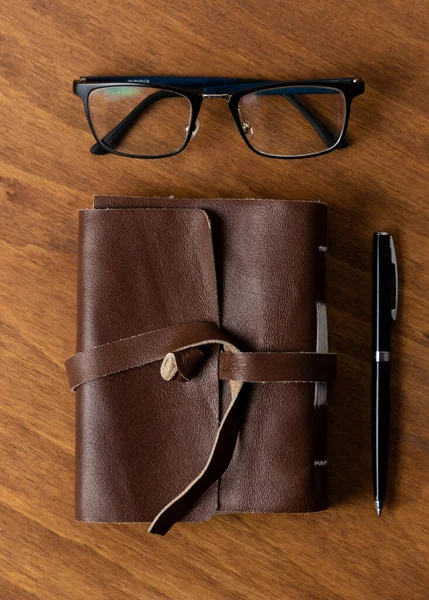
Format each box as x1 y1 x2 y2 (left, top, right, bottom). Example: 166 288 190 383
372 360 390 503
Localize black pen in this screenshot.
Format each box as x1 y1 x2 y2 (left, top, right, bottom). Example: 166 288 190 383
372 232 398 516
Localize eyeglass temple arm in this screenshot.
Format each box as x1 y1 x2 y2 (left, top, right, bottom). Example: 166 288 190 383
283 94 348 149
90 89 348 154
90 90 179 155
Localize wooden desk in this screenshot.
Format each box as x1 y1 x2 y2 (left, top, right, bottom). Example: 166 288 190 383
1 1 428 598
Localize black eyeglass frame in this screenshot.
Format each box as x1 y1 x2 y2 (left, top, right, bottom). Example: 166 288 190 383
73 76 365 160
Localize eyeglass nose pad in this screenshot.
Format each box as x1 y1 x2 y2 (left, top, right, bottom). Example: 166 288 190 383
185 118 200 141
237 105 254 141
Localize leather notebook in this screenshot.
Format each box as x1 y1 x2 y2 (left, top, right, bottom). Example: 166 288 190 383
65 197 336 535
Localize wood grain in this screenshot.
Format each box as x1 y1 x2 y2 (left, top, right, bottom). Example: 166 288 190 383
1 0 428 598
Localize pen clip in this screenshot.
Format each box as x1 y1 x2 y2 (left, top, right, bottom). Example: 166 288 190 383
390 236 398 321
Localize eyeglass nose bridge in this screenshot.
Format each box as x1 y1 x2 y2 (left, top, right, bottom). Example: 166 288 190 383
185 93 235 145
200 94 255 142
201 93 232 99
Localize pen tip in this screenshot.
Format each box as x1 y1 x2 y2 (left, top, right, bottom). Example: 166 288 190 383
375 501 383 516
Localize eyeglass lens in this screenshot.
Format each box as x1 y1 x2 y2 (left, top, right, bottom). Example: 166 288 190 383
89 86 192 156
238 86 346 157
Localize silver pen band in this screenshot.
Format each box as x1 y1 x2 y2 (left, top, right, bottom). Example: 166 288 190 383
373 351 390 362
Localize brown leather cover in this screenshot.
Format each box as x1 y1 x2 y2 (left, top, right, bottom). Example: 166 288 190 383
67 197 335 534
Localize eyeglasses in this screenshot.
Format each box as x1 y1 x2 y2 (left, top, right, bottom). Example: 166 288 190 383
73 76 365 160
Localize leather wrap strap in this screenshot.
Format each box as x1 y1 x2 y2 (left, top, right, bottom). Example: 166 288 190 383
65 321 336 535
219 351 337 382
